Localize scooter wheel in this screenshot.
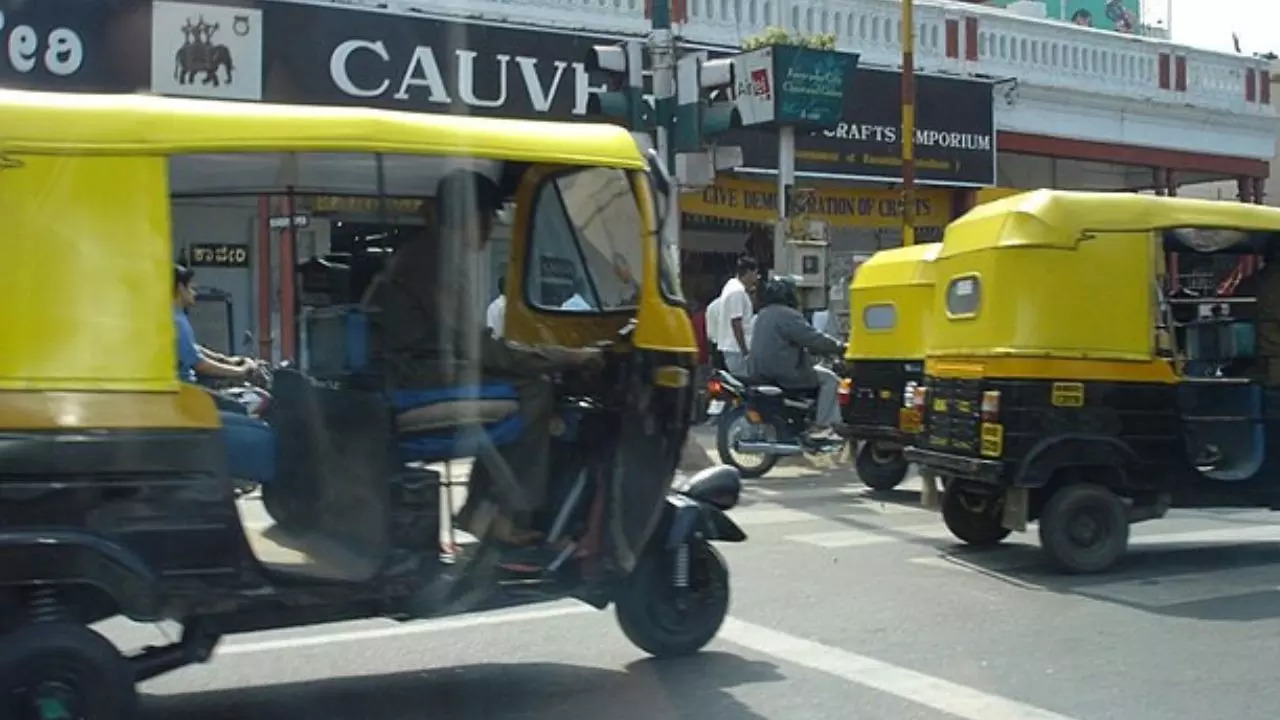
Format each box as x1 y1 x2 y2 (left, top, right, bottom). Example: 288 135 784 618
616 541 729 658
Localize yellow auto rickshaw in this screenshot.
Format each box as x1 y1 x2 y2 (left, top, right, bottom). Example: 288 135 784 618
904 189 1280 574
0 89 745 716
838 242 939 491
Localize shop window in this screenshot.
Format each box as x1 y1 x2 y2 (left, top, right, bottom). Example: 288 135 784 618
863 304 897 330
945 274 981 317
526 168 643 313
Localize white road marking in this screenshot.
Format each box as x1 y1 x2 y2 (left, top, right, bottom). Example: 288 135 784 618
720 618 1080 720
216 603 594 656
785 522 949 548
730 506 825 525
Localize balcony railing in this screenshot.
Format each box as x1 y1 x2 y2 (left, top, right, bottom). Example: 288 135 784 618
294 0 1275 116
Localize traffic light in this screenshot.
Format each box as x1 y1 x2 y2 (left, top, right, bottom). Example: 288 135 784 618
674 52 741 153
585 42 650 130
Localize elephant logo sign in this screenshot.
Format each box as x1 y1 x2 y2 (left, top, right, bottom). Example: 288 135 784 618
151 2 263 101
174 16 235 87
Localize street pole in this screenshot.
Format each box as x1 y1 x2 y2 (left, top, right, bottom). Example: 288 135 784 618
649 0 683 287
900 0 917 247
775 126 795 278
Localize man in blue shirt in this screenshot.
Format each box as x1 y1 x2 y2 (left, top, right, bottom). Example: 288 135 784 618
174 265 258 383
174 265 275 488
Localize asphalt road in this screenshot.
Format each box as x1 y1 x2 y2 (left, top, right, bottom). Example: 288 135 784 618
103 429 1280 720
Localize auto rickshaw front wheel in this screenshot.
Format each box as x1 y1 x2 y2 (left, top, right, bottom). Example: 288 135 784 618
855 441 909 492
615 540 730 658
0 621 137 720
1038 482 1129 574
941 482 1011 547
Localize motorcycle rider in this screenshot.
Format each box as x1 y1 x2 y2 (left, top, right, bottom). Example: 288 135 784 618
748 275 846 441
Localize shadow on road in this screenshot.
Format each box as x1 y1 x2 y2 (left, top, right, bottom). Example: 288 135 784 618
936 541 1280 621
140 652 784 720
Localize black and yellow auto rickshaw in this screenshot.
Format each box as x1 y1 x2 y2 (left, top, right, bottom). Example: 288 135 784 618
904 189 1280 574
838 242 939 491
0 90 744 717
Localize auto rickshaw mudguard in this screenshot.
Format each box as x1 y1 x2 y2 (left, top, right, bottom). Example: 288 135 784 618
0 529 162 621
1013 433 1142 490
663 491 746 549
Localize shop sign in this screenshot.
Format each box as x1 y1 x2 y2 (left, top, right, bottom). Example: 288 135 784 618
0 1 139 92
149 1 264 101
190 242 250 268
724 67 995 186
733 46 859 128
311 195 430 216
268 213 310 229
680 176 953 228
261 4 620 120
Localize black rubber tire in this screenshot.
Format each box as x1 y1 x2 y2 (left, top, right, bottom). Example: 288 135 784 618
616 541 730 658
941 482 1011 547
261 481 310 533
715 406 778 479
0 622 137 720
855 441 909 492
1038 482 1129 574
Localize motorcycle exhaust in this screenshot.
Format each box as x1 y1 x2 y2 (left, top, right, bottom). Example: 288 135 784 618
734 440 804 456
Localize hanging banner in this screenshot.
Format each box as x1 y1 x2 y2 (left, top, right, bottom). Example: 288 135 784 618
680 176 952 228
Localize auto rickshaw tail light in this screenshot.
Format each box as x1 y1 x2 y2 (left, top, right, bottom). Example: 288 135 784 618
981 390 1001 421
902 380 918 408
911 385 928 412
837 378 852 406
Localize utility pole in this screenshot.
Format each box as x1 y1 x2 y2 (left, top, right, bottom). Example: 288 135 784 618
900 0 917 247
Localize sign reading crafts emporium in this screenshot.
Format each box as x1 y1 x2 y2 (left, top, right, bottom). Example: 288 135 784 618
726 66 996 186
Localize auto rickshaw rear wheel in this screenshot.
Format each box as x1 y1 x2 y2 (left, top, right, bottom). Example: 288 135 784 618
615 540 730 658
941 482 1011 546
855 441 909 492
0 621 137 720
1038 482 1129 574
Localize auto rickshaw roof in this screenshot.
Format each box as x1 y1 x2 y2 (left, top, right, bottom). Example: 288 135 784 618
0 90 647 170
850 242 940 289
940 189 1280 258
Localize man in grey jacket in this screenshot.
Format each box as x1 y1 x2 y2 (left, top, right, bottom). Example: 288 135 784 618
748 276 846 439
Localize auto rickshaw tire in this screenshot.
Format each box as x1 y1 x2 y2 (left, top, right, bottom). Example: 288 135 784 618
261 482 311 533
855 441 909 492
0 621 138 720
715 406 779 479
615 540 729 658
941 482 1011 546
1038 482 1129 574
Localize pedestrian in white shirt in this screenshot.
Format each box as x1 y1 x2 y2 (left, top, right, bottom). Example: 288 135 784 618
486 277 506 338
715 256 760 377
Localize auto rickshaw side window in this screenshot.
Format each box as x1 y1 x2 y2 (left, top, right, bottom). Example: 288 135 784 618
526 167 644 314
945 275 981 318
863 304 897 331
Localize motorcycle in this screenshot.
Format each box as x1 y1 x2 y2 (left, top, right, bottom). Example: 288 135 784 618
708 358 849 479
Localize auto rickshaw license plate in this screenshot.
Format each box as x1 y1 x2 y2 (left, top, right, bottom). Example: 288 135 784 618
980 422 1004 457
899 408 922 433
1051 382 1085 407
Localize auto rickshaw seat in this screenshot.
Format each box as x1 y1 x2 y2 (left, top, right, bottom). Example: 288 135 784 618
390 385 523 463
